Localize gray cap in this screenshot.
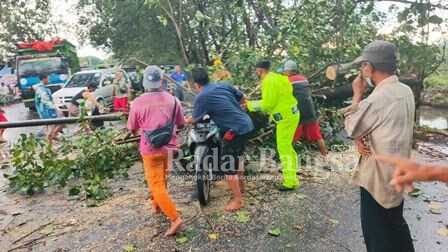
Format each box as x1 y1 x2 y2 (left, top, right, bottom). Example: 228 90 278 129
143 65 163 89
354 40 397 65
283 60 298 71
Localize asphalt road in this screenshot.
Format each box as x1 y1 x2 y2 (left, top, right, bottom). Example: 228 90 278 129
1 102 105 144
2 103 46 143
0 102 447 251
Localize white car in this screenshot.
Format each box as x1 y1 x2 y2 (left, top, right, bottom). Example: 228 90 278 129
52 68 131 113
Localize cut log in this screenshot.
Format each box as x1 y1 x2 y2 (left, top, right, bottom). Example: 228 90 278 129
325 62 360 80
312 83 354 103
314 75 421 104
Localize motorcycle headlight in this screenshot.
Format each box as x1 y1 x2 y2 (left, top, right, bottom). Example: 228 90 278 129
20 78 27 85
59 74 68 81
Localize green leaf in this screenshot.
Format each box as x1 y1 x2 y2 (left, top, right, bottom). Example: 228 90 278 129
236 211 250 223
68 187 80 196
428 15 443 24
186 229 200 239
176 236 188 244
364 2 374 14
189 20 200 29
40 225 54 235
408 188 421 197
276 33 283 42
268 227 281 237
420 195 431 203
296 193 307 200
157 16 168 27
122 244 136 252
194 10 210 21
329 219 340 225
255 195 264 201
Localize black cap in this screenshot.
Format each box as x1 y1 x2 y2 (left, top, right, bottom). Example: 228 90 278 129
256 60 270 70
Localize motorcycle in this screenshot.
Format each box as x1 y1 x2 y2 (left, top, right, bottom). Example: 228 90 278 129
187 116 222 206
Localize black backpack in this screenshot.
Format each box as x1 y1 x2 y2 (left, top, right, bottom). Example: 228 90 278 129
143 97 177 148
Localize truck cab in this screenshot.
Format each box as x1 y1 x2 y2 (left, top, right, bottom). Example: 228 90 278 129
13 40 80 109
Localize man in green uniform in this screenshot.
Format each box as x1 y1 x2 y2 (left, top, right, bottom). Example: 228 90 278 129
243 60 300 191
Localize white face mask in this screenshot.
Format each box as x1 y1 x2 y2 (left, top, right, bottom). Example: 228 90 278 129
364 77 375 88
362 63 375 88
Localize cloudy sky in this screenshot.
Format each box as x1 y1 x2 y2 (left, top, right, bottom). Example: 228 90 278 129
50 0 448 59
50 0 109 58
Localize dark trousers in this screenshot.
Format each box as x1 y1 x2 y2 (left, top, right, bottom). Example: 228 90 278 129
360 187 414 252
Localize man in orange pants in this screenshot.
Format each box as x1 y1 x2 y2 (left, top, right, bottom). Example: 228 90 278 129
127 66 185 236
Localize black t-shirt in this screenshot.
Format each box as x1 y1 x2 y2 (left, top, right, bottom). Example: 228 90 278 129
71 89 86 106
289 75 317 124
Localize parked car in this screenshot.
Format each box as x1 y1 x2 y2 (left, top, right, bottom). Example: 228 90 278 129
52 68 131 113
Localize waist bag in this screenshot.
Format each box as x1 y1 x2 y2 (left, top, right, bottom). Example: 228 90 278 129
143 97 177 148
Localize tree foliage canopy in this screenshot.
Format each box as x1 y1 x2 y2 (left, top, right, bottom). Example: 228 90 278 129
0 0 53 62
0 0 446 94
76 0 181 64
75 0 446 87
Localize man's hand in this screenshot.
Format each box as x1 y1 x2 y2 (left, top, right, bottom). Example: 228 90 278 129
184 116 195 125
183 81 191 91
355 138 371 156
374 155 424 193
240 95 248 111
56 108 65 116
352 74 367 104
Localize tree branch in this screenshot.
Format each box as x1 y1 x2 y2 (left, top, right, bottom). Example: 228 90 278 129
371 0 448 11
160 4 190 64
423 43 446 79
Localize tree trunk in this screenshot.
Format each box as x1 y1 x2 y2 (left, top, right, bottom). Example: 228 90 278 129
160 2 190 65
197 1 210 64
172 19 190 65
312 83 354 103
237 0 256 47
399 76 423 124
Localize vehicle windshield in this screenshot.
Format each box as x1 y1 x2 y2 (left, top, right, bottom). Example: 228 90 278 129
18 57 66 76
65 72 101 88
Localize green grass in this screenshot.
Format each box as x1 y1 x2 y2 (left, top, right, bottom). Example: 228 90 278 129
425 73 448 88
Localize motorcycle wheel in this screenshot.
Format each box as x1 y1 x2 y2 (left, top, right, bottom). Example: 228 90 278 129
195 145 212 206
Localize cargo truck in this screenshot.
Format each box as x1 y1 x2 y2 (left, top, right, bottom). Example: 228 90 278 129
12 39 80 109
